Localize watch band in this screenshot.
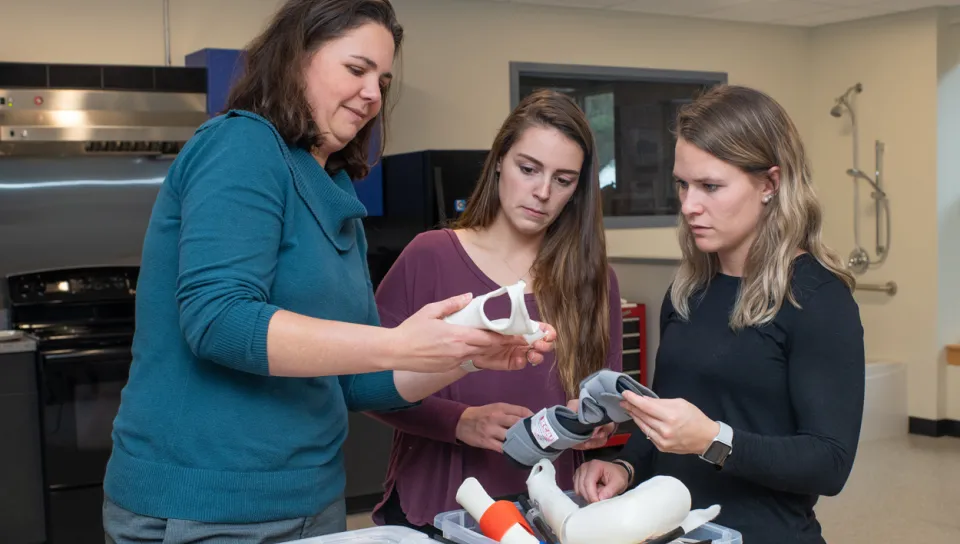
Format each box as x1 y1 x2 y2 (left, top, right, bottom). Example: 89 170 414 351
699 421 734 467
715 421 733 446
610 459 635 487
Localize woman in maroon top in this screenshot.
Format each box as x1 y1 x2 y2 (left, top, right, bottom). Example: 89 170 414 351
368 89 623 535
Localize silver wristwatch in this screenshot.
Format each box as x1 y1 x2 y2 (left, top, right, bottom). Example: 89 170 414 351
699 421 733 468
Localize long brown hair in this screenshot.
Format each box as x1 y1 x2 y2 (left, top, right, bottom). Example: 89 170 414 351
455 89 610 398
672 84 855 329
224 0 403 180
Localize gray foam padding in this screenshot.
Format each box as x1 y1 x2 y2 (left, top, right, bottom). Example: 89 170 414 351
502 406 592 467
577 369 659 424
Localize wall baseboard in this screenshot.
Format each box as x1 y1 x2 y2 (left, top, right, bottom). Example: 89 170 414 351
908 417 960 437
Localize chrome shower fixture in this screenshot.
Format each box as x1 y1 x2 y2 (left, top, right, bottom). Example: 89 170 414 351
830 83 862 118
831 82 891 275
846 168 885 196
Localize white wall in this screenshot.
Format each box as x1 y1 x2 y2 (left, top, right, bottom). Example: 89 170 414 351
937 11 960 422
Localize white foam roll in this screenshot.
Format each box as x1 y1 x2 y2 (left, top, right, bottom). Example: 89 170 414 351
562 475 692 544
455 477 495 523
500 524 540 544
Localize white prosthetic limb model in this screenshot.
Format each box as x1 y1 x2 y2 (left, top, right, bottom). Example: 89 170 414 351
444 280 546 345
456 477 539 544
525 459 721 544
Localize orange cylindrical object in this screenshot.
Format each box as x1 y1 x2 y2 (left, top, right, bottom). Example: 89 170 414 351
478 500 535 541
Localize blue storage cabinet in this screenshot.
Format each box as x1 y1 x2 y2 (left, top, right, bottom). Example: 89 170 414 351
354 119 384 217
184 48 246 116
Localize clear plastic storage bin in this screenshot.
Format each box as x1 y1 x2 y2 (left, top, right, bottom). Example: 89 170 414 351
283 526 432 543
432 493 743 544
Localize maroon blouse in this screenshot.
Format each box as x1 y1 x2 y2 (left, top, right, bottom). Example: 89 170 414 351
367 229 623 527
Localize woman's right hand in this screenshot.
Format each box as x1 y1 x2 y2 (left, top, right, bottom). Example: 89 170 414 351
388 293 553 373
456 403 534 452
574 459 630 503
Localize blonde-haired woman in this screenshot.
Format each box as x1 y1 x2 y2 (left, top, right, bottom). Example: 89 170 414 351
574 85 865 544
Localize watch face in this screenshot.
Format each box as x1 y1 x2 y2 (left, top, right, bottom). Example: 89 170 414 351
703 441 731 463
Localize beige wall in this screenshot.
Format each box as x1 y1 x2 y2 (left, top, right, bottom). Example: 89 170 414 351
383 0 805 378
2 0 956 420
0 0 285 65
610 260 678 382
386 0 810 260
0 0 809 261
809 9 944 421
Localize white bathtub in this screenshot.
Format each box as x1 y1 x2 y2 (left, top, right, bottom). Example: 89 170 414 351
859 360 908 442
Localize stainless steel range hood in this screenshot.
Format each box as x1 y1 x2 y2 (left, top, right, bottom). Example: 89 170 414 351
0 62 210 157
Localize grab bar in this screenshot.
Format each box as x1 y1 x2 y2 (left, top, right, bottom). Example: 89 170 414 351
855 280 897 296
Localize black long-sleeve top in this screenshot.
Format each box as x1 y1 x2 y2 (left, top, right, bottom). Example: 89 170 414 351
617 254 865 543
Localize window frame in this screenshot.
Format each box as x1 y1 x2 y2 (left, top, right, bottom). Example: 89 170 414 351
509 61 728 229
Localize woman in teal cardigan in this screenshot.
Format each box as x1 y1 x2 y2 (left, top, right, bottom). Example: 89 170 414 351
101 1 554 542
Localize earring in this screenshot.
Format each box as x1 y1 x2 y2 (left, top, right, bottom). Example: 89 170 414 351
762 194 773 204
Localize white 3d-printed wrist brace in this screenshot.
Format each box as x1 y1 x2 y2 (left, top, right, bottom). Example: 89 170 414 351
443 280 546 344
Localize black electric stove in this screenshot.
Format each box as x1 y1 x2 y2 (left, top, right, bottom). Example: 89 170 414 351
6 265 138 544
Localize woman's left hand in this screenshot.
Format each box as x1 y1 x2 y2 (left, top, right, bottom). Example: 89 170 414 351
619 391 719 456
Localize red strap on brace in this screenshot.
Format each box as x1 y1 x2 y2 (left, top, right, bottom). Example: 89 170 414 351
478 500 534 541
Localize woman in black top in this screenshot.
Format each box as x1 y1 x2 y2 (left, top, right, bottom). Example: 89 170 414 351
574 85 865 544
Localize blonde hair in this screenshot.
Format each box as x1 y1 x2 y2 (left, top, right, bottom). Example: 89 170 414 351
671 85 854 329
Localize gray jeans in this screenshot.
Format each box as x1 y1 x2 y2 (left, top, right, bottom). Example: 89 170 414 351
103 496 347 544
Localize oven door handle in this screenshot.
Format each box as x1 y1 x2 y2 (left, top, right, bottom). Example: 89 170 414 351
43 346 132 364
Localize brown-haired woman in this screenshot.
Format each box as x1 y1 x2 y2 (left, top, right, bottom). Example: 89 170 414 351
101 1 554 542
574 85 865 543
367 89 623 535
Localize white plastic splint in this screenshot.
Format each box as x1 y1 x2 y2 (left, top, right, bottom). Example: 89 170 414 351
443 280 546 345
525 459 721 544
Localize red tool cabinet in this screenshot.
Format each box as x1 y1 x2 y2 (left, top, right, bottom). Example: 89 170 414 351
619 302 648 387
596 301 647 448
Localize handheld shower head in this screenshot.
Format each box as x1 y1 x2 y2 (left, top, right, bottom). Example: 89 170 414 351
830 83 862 118
840 82 863 100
